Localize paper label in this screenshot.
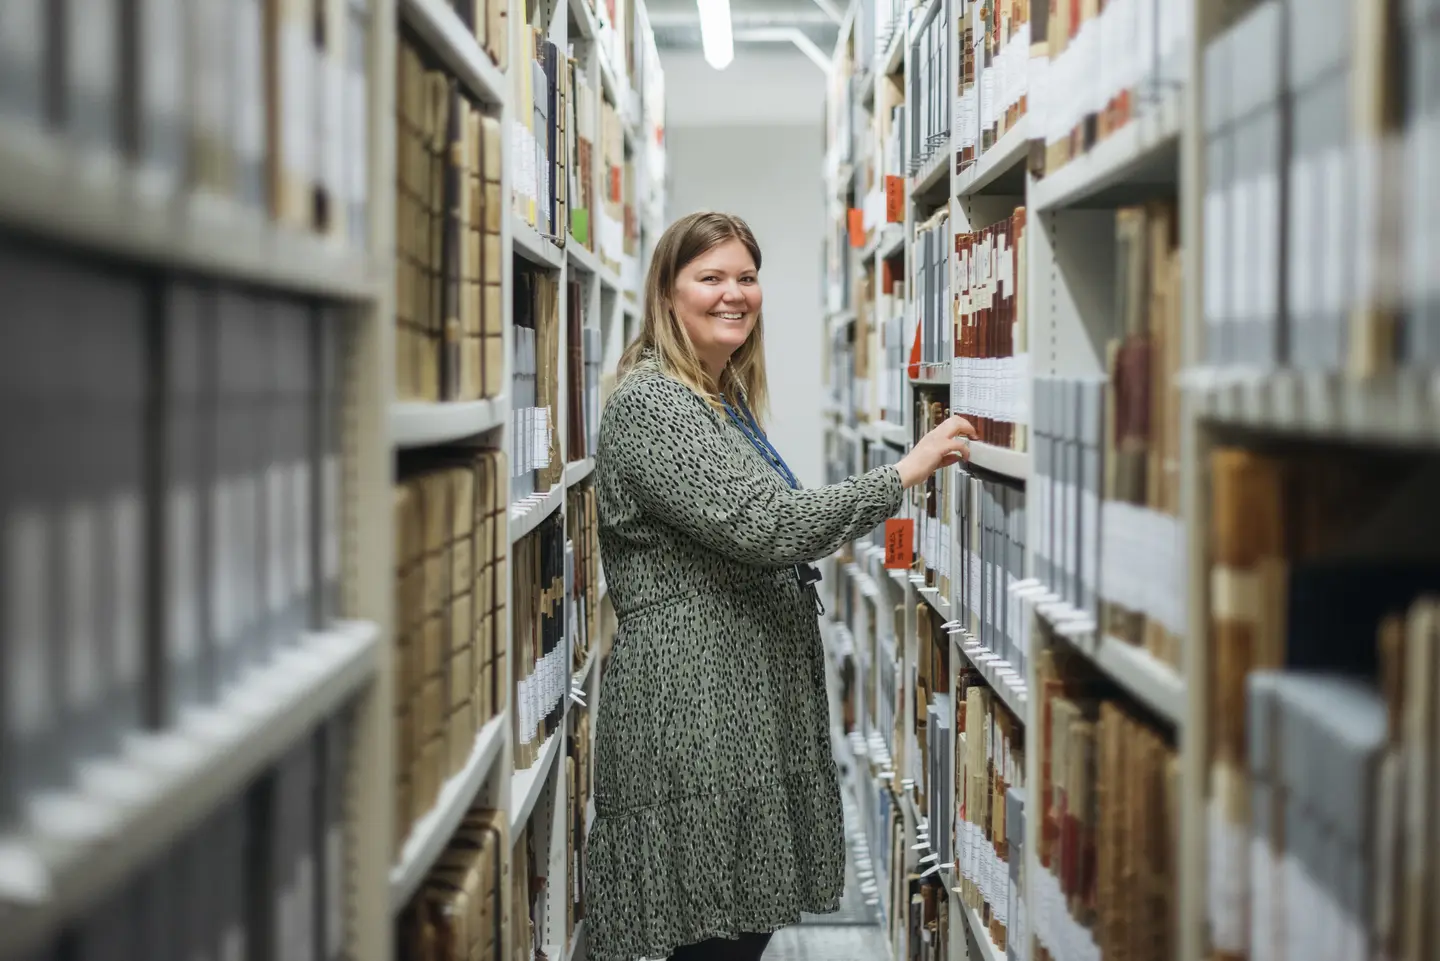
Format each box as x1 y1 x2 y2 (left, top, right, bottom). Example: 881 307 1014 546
1204 189 1226 329
235 0 266 165
142 0 184 121
64 502 101 711
281 19 314 178
70 0 118 104
1250 834 1271 961
169 485 199 663
347 60 369 211
4 508 49 734
1288 155 1315 321
293 462 312 597
323 49 347 203
111 490 143 686
237 472 260 636
268 463 288 616
212 477 234 646
0 0 43 104
1207 796 1248 953
323 454 341 586
884 518 914 569
326 823 344 958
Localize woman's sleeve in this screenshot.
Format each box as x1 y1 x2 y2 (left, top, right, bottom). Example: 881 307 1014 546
604 375 904 568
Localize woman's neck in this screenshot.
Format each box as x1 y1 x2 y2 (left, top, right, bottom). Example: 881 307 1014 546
701 353 729 386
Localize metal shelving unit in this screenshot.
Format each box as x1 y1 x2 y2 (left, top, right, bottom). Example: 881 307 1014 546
820 2 1207 960
0 0 659 957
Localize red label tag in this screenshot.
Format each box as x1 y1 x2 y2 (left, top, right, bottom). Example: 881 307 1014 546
884 519 914 569
848 208 865 248
885 175 905 223
610 165 622 202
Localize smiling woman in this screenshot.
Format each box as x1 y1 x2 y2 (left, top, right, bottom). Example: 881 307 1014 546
617 210 772 420
588 212 976 961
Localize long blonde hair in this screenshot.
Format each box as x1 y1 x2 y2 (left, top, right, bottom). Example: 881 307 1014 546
617 211 769 421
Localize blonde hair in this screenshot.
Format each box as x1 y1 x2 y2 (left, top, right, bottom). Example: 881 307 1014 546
617 211 769 421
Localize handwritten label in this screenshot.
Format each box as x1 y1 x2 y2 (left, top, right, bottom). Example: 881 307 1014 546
885 175 904 222
884 518 914 569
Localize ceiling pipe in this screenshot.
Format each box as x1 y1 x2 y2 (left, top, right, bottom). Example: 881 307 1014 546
730 26 832 72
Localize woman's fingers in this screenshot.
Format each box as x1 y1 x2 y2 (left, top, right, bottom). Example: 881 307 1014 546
946 414 977 439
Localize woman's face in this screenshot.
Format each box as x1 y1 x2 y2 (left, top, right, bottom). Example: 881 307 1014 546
672 238 762 377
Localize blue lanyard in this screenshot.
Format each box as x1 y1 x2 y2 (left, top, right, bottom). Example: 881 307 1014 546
721 394 800 490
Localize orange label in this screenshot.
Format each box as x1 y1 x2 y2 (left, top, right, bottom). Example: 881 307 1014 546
885 175 905 223
884 519 915 569
610 165 621 202
882 259 895 295
848 208 865 248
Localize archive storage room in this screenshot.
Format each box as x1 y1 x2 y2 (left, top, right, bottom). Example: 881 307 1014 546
0 0 1437 960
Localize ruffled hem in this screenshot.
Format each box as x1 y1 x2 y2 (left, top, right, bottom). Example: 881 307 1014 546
584 769 845 961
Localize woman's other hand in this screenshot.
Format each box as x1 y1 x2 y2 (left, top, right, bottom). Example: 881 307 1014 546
895 414 977 488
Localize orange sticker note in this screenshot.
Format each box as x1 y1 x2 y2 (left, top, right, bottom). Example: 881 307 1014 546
885 175 905 223
848 208 865 248
884 518 914 569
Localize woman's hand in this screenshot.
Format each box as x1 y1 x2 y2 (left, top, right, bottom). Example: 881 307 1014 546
895 414 977 488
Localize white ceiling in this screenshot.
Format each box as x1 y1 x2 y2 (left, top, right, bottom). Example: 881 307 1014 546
659 46 828 127
643 0 841 59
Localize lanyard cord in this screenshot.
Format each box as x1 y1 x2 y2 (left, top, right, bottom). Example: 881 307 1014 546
721 394 800 490
720 393 825 615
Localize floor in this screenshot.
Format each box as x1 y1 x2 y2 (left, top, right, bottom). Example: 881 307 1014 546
772 791 891 961
767 926 890 961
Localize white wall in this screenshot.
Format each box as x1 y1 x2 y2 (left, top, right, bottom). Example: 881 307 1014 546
661 48 829 488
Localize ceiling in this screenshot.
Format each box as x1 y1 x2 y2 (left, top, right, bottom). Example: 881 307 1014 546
643 0 841 62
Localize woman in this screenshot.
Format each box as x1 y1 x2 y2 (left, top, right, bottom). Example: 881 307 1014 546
587 211 974 961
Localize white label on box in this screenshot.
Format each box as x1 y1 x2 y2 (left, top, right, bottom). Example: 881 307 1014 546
1207 797 1247 953
142 0 184 124
348 65 369 211
1229 176 1253 332
1289 155 1316 321
282 18 315 179
295 851 317 957
323 454 341 586
323 49 348 206
534 406 551 471
237 472 260 636
0 0 43 101
235 0 266 165
1320 147 1347 320
1204 188 1226 329
64 502 101 712
111 490 143 687
268 463 288 615
70 0 118 107
169 485 199 664
193 0 227 139
293 462 312 596
4 508 49 735
169 484 203 665
1250 833 1272 961
326 823 344 958
1256 169 1280 326
212 478 234 646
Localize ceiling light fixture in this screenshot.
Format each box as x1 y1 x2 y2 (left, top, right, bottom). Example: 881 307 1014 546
696 0 734 70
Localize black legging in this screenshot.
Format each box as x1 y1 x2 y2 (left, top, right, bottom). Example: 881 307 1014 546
666 931 772 961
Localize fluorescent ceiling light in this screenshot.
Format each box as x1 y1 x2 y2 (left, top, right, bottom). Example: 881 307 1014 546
696 0 734 70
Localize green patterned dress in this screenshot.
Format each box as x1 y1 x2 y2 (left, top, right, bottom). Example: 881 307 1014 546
586 356 903 961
